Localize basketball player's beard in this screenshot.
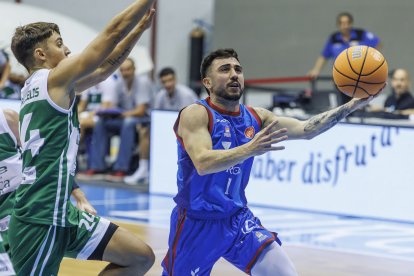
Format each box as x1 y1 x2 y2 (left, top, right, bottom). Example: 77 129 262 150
216 87 244 101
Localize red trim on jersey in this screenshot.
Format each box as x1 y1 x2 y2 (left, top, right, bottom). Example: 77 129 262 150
196 102 214 134
206 97 240 116
246 106 263 129
173 110 186 149
170 209 187 275
245 237 276 274
162 250 170 272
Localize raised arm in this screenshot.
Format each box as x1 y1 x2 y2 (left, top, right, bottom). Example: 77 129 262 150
178 104 288 175
255 97 373 140
49 0 154 91
75 8 155 91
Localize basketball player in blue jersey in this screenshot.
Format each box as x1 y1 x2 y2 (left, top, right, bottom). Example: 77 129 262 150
162 48 377 275
9 1 156 275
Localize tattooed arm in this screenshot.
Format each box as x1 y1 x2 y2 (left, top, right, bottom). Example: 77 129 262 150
254 97 373 140
75 9 155 92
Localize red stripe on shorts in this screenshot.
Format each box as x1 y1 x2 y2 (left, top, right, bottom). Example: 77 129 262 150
244 237 275 274
169 209 187 276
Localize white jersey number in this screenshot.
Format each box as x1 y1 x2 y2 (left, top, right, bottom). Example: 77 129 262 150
20 113 45 157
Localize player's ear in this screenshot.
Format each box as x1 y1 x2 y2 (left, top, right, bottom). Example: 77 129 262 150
202 77 212 90
34 47 47 62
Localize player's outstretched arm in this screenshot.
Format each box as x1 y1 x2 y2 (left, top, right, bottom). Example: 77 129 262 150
75 9 156 92
49 0 154 91
178 104 288 175
254 96 374 140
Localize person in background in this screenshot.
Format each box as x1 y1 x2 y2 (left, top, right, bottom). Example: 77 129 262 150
87 57 153 182
154 67 198 111
308 12 382 104
384 68 414 114
0 49 10 91
123 67 198 185
77 74 118 170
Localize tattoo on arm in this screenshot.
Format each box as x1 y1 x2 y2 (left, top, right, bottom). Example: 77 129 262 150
304 105 350 136
105 47 132 67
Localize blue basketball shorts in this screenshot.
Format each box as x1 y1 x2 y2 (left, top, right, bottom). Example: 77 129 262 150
161 206 281 275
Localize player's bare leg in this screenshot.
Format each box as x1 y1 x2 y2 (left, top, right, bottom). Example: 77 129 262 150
251 242 298 276
99 227 155 276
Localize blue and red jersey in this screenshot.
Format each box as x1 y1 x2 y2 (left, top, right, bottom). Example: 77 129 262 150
173 97 262 219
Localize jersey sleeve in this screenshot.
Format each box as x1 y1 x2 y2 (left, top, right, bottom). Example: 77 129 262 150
135 75 153 106
102 78 120 106
154 91 163 109
363 30 381 48
321 35 334 59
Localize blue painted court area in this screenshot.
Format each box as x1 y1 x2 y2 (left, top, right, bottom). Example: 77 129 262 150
78 183 414 262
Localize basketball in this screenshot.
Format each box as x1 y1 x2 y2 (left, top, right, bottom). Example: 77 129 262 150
333 45 388 98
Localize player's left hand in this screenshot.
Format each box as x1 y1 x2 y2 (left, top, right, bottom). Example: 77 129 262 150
77 199 98 216
351 82 387 109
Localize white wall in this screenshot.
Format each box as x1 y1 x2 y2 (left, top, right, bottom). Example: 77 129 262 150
0 2 153 75
0 0 215 84
155 0 215 84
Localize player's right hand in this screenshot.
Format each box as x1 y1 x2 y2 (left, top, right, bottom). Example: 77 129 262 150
247 120 288 156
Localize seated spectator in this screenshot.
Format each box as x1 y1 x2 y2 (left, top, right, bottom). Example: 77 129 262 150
154 67 198 111
123 67 197 185
84 57 153 181
384 69 414 114
0 49 10 91
0 48 26 99
77 73 118 169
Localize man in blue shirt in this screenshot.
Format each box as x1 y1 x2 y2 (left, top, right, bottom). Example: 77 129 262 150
309 12 382 78
308 12 382 104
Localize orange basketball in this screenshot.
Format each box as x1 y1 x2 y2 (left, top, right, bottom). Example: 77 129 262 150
333 45 388 98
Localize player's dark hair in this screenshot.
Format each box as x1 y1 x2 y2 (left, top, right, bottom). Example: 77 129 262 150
337 12 354 24
11 22 60 71
200 48 240 95
159 67 176 78
200 48 239 79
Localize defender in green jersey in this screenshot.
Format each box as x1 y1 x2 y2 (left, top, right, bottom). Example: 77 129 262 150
0 107 96 252
0 234 15 276
9 1 156 275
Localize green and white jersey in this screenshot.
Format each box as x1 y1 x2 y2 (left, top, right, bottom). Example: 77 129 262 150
0 108 21 232
0 234 15 276
15 69 80 227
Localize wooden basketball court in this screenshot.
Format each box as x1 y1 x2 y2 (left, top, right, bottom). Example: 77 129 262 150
59 221 414 276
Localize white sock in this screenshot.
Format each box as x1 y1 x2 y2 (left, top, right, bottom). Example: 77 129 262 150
131 159 149 179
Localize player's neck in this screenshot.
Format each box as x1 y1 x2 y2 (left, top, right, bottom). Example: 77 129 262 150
208 96 240 113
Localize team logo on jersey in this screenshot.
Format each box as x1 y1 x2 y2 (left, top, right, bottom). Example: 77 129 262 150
255 231 268 242
244 126 255 139
191 267 200 276
222 141 231 150
216 118 230 123
224 126 231 138
241 219 261 234
226 165 241 175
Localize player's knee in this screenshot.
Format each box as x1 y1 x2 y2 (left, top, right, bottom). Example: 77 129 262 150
129 242 155 271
